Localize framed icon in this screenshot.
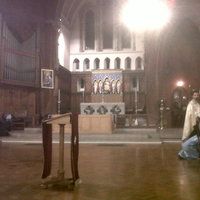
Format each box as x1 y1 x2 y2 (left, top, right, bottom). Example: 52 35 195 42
41 69 54 89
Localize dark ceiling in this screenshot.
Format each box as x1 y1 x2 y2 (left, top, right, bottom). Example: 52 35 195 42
0 0 60 21
1 0 200 42
0 0 63 42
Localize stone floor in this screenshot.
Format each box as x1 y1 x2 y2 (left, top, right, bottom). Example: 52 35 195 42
1 128 200 200
0 127 182 144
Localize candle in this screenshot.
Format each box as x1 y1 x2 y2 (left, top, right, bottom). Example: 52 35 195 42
135 89 137 102
58 89 61 114
58 89 61 102
135 89 137 114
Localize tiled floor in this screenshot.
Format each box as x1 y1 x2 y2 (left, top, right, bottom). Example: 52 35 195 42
0 138 200 200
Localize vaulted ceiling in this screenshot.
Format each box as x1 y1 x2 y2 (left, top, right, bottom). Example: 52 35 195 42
0 0 61 42
1 0 200 26
1 0 200 42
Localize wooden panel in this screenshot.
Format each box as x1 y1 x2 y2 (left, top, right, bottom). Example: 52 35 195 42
0 86 37 126
79 114 113 134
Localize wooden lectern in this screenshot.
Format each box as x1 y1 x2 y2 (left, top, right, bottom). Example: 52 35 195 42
41 113 80 189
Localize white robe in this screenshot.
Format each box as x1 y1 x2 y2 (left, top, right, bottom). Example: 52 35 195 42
182 100 200 140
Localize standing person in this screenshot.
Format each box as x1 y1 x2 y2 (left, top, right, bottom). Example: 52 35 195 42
182 90 200 141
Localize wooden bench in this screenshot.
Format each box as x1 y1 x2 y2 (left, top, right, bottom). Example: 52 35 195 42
12 118 25 130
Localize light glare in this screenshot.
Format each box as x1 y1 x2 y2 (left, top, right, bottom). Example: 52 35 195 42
176 81 184 87
121 0 172 32
58 33 65 66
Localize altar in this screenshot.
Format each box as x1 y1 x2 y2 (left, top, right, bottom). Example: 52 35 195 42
80 102 125 115
79 102 125 134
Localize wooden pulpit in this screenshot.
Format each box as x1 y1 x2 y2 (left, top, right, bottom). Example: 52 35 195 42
41 113 80 189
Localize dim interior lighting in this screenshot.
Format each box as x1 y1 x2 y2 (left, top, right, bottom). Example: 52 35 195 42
176 80 184 87
121 0 172 32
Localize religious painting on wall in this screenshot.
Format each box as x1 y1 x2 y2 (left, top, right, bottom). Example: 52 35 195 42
92 70 122 94
41 69 54 89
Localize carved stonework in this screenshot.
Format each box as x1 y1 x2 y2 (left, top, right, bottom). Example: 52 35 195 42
92 70 122 95
80 102 125 115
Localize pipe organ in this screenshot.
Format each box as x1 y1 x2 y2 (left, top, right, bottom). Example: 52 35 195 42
2 23 37 84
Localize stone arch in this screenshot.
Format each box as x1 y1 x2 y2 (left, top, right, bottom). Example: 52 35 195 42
125 57 131 69
115 57 121 69
73 58 80 70
104 57 110 69
83 58 90 70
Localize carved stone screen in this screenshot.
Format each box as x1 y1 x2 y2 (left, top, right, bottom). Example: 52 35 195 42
92 70 122 95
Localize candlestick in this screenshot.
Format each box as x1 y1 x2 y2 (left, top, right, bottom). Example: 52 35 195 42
58 89 61 102
134 89 138 114
58 89 61 114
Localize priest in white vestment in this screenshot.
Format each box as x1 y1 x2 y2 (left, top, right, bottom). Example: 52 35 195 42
182 91 200 141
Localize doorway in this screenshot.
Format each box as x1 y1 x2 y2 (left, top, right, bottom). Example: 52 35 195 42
171 87 188 127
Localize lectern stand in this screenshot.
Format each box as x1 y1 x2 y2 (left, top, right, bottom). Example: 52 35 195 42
41 113 80 190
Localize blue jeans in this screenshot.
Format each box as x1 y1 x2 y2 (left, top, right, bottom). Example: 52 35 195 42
178 135 200 159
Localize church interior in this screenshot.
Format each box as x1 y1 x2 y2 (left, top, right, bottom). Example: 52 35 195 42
1 0 200 199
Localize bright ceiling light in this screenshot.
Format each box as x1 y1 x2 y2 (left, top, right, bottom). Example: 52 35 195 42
121 0 172 32
176 80 184 87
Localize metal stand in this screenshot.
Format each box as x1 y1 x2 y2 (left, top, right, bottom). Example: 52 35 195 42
134 89 138 126
58 89 61 114
159 99 165 130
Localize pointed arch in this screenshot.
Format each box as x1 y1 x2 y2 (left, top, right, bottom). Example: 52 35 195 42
114 57 121 69
73 58 80 70
125 57 131 69
121 26 131 49
104 57 110 69
83 58 90 70
58 32 66 66
85 10 95 50
135 57 142 69
94 58 100 69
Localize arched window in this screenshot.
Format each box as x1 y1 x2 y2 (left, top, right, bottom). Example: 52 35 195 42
73 59 80 70
85 10 95 50
58 32 66 66
77 78 85 92
125 57 131 69
115 57 121 69
135 57 142 69
132 77 139 90
102 0 113 49
104 58 110 69
94 58 100 69
83 58 90 70
121 26 131 49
